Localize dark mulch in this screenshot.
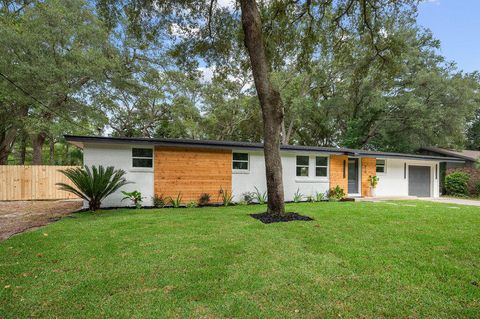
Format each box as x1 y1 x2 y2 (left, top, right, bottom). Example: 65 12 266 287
250 212 314 224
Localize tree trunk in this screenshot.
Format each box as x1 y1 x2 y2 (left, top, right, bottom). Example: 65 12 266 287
31 132 47 165
49 139 55 164
240 0 285 215
0 128 17 165
19 134 27 165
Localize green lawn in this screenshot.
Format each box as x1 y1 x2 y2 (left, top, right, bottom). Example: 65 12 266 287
1 201 479 318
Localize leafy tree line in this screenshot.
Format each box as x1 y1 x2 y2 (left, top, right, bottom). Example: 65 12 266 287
1 0 480 167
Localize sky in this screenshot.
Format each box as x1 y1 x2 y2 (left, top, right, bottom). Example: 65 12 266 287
417 0 480 72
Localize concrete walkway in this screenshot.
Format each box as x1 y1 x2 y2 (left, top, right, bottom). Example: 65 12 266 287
419 197 480 207
356 196 480 207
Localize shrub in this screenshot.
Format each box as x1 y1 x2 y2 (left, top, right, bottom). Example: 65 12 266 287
241 192 255 204
293 189 303 203
121 190 142 209
445 172 470 196
168 193 183 208
368 175 379 188
446 167 480 195
328 185 346 201
186 201 197 208
314 191 325 202
57 165 130 211
219 187 234 207
152 194 166 208
254 186 267 204
198 193 211 206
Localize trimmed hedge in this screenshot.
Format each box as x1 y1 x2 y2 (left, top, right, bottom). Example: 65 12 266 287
444 172 470 196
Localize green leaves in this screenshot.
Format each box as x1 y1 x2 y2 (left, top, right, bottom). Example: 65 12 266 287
57 165 131 211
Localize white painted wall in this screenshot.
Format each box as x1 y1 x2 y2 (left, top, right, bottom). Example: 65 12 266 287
231 150 330 202
83 143 154 207
81 143 440 208
375 158 440 198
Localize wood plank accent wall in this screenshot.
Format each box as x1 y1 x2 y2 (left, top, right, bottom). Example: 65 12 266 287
154 147 232 203
0 165 80 201
361 158 377 197
329 155 348 192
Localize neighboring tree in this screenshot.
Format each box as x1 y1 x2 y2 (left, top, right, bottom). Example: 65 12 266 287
57 165 130 211
0 0 112 164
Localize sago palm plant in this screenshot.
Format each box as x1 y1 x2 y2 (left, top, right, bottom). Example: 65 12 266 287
57 165 130 211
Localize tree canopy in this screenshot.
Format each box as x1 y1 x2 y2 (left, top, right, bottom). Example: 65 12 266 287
1 0 479 165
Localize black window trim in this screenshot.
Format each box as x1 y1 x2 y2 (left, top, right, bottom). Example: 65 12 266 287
296 155 310 177
232 152 249 171
132 147 153 169
315 156 329 178
376 158 386 174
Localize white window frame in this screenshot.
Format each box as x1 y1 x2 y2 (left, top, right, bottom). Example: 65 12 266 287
296 155 310 177
315 156 329 178
232 152 249 172
376 159 386 174
132 147 153 169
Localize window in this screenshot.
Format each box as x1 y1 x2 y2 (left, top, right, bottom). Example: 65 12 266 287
315 156 328 177
132 148 153 168
233 153 249 170
296 156 309 177
376 159 386 173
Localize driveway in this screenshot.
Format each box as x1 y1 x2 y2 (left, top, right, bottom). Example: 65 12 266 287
0 200 83 241
420 197 480 207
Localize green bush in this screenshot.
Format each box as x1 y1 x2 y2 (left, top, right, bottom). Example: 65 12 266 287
328 185 346 201
445 172 470 196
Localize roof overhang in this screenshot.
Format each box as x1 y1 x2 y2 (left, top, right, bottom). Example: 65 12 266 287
64 135 465 163
420 147 477 162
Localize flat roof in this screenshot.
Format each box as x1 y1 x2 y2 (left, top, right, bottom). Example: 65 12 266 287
65 135 465 163
420 147 480 162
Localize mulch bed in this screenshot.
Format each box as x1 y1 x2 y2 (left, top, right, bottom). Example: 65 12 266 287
250 212 314 224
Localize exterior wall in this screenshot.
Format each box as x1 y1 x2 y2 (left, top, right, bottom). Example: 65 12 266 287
361 157 376 197
82 143 442 207
375 158 440 197
83 143 154 207
231 151 330 202
329 155 348 192
154 147 232 203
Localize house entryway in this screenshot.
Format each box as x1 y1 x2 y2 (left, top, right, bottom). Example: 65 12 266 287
348 158 360 195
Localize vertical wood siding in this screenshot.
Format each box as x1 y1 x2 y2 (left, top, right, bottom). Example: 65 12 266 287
154 147 232 203
0 166 80 200
361 158 377 197
329 155 348 192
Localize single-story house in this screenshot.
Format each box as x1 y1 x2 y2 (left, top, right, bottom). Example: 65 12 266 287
65 135 463 207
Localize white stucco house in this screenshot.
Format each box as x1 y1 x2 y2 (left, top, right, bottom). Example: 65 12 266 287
65 135 463 207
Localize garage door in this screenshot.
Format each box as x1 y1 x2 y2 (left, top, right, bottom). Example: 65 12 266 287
408 166 431 197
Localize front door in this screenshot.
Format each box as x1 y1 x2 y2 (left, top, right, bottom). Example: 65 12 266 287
348 158 359 194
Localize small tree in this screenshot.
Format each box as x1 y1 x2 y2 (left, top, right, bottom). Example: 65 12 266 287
57 165 130 211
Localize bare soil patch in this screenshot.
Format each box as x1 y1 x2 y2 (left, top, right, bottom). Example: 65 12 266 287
0 200 82 241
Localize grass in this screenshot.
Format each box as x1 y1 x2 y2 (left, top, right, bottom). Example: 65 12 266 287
1 201 479 318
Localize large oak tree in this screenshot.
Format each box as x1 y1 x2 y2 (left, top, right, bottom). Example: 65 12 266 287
96 0 429 215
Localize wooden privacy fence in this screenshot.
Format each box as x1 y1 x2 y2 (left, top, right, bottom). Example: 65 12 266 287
0 165 80 201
